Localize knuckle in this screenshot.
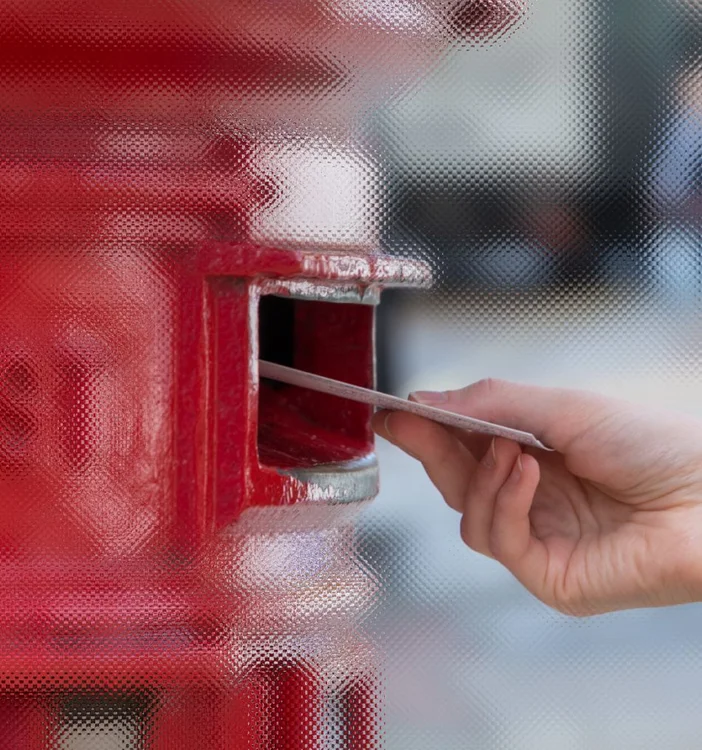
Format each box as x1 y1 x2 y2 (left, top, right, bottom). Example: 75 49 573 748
552 600 589 617
441 489 464 513
457 377 508 402
488 527 509 561
486 499 513 560
460 512 493 557
459 514 473 548
549 583 592 617
459 514 482 553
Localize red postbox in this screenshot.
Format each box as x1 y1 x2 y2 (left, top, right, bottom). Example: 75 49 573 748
0 1 523 746
0 242 430 747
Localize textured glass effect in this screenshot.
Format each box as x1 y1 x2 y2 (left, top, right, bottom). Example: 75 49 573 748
1 0 701 748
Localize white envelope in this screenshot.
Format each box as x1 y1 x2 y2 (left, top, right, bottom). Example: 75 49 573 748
259 360 552 451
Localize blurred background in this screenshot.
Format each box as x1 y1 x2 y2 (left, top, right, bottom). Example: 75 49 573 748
258 0 702 746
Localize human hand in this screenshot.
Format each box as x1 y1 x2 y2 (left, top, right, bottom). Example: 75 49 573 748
372 379 702 616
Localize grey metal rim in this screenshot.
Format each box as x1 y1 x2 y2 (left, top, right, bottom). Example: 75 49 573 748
279 453 379 503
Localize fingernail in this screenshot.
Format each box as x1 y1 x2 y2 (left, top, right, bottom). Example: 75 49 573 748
383 412 396 442
410 390 448 404
509 454 523 483
481 438 497 469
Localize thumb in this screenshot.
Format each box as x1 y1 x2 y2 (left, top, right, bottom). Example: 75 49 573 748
411 378 612 454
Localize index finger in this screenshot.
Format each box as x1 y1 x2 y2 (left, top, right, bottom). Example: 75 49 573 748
372 409 478 513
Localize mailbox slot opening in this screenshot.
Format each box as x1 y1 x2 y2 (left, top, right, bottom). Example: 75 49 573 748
257 294 374 470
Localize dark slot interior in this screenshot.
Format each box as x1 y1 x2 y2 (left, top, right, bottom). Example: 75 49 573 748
258 295 295 373
257 294 374 470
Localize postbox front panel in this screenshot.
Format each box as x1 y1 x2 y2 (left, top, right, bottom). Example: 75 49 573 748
0 0 507 746
5 0 701 749
0 247 177 558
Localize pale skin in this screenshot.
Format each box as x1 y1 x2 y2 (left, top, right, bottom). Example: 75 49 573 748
371 379 702 617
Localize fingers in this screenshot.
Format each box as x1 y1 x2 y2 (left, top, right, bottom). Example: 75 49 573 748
407 392 491 460
372 410 477 512
460 437 521 556
411 379 611 453
489 453 547 583
373 409 550 595
462 443 548 589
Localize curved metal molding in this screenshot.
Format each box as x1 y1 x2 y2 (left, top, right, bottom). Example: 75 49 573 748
278 454 379 504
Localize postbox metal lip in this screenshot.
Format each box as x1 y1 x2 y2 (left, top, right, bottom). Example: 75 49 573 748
258 278 381 305
276 453 379 504
199 241 433 289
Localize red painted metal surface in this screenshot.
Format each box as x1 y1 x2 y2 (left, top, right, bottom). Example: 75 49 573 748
0 234 424 743
0 0 523 745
